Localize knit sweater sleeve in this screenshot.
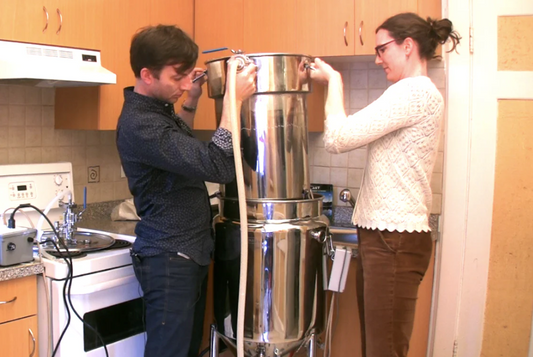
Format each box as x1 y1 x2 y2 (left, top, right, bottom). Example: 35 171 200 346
324 77 438 153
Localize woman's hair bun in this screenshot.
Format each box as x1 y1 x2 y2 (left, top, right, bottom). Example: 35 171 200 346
428 17 453 44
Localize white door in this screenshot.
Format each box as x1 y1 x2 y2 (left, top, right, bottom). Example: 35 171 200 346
431 0 533 356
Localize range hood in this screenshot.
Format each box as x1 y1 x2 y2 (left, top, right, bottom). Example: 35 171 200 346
0 40 117 87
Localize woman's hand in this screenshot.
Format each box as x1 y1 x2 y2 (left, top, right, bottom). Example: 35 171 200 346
188 67 207 100
309 58 340 85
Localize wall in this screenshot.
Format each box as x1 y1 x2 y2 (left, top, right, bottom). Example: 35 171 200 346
0 59 446 213
0 85 130 204
308 58 446 212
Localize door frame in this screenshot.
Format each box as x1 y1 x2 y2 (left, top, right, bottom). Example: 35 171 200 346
431 0 533 356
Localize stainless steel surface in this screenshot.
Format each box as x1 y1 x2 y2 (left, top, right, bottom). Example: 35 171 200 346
307 334 316 357
329 226 358 247
210 325 219 357
192 70 207 83
205 53 313 98
40 231 115 252
219 195 324 223
0 227 36 266
213 206 327 357
29 328 36 357
207 53 327 357
56 8 62 35
339 188 355 208
359 21 364 46
42 7 49 33
206 53 315 199
56 197 84 242
344 21 348 46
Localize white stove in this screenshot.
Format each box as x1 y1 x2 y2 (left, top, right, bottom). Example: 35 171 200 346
0 163 144 357
40 227 136 279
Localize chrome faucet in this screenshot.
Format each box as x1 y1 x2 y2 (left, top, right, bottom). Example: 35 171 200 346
339 188 355 208
56 196 84 242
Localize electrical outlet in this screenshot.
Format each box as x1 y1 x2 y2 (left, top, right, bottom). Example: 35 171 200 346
88 166 100 183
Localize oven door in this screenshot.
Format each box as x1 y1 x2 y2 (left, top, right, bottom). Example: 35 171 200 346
49 265 145 357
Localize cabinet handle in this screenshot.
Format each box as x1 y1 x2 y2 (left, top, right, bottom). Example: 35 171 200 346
56 8 63 35
28 328 36 357
343 21 349 46
42 6 49 33
0 296 17 304
359 21 364 46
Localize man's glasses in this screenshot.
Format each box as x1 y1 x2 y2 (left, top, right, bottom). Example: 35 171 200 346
374 39 396 58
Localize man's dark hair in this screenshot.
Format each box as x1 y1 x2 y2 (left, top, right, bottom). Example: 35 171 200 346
130 25 198 79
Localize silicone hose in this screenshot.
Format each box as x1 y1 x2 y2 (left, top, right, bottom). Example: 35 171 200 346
227 59 249 357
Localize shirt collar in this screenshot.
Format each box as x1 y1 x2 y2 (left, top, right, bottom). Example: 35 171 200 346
123 86 176 116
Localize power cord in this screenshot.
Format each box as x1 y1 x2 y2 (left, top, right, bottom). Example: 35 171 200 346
8 204 109 357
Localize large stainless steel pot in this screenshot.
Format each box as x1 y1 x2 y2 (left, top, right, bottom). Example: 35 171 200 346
213 198 327 357
205 54 315 200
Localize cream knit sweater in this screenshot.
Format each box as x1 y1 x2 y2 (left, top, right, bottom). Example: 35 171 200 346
324 76 443 232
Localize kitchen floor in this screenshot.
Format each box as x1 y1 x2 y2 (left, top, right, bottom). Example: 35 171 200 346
217 348 313 356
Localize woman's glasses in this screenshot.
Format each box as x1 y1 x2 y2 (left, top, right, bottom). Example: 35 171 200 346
374 40 396 58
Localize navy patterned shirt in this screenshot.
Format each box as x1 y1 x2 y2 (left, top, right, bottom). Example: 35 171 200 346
116 87 235 265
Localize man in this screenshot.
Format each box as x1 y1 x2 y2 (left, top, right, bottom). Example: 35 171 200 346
116 25 256 357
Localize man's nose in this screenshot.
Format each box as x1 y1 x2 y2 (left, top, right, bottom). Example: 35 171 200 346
375 55 383 65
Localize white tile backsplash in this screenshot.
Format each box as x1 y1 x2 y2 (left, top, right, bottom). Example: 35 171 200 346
0 84 130 203
308 58 445 214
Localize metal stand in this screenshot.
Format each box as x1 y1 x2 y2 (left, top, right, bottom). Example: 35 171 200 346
307 333 316 357
209 325 318 357
210 325 219 357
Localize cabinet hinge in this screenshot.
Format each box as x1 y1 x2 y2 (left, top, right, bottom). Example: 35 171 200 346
469 27 474 54
452 340 458 357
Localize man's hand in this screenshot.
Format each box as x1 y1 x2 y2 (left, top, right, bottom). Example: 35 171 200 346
188 67 207 100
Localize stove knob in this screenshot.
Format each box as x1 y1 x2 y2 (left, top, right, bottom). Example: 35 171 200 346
54 175 63 186
7 242 16 251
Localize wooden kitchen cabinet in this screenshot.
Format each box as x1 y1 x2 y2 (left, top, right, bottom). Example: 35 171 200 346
329 248 435 357
193 0 244 130
0 275 39 357
0 0 103 50
355 0 442 55
55 0 194 130
241 0 354 56
239 0 440 57
192 0 326 131
53 0 104 50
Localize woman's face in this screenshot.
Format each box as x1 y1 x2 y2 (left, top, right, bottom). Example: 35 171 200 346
374 29 406 83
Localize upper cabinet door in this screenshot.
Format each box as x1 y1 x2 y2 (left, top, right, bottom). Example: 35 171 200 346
354 0 418 55
0 0 60 45
193 0 244 130
150 0 194 33
299 0 356 57
243 0 355 57
0 0 103 49
243 0 299 54
54 0 103 49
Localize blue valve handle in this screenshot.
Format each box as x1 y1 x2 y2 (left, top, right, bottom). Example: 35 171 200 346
202 47 229 54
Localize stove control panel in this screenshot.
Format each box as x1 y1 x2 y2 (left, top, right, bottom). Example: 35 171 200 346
8 181 36 201
0 163 74 212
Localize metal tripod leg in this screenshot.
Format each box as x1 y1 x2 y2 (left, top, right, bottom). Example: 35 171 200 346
210 324 219 357
307 333 316 357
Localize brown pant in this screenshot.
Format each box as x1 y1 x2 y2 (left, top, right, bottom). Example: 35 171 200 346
356 227 433 357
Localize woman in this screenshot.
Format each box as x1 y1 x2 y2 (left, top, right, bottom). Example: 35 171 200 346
310 12 460 357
